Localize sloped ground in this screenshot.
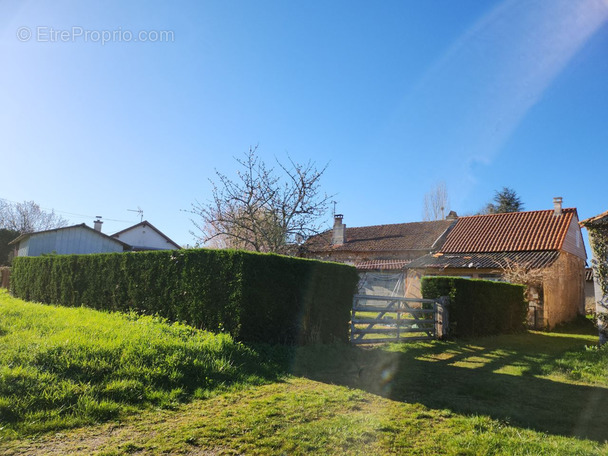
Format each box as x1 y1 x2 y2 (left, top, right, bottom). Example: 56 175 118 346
1 290 607 455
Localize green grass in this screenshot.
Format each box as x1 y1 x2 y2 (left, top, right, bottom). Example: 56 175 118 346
1 289 608 455
0 289 280 439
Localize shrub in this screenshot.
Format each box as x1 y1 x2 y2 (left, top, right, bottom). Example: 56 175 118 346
421 276 527 338
10 249 358 345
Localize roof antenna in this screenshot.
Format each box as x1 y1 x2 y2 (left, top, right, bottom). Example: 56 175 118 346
128 207 144 222
332 201 337 217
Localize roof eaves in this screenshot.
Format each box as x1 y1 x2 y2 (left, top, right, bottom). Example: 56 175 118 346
580 209 608 227
8 223 88 245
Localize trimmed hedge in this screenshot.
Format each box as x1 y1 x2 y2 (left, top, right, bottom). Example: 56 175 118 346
421 276 527 338
10 249 359 345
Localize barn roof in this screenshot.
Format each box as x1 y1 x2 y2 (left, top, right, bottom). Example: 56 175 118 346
407 250 560 270
440 208 577 253
304 220 455 253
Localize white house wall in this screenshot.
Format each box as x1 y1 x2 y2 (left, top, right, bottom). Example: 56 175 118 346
23 226 124 256
562 216 587 260
114 225 178 250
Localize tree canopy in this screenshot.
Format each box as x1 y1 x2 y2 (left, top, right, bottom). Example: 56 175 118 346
187 147 331 254
422 181 450 221
0 199 69 265
0 199 68 234
481 187 524 214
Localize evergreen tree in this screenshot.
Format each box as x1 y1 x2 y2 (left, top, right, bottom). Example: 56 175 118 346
482 187 524 214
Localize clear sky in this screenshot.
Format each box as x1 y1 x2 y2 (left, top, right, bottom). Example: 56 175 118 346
1 0 607 252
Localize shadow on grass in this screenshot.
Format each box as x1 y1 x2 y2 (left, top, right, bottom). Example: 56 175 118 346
279 332 608 443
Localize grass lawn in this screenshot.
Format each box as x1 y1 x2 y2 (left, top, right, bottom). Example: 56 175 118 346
1 289 608 455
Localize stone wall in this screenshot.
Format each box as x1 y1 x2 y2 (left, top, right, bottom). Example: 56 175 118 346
406 253 584 329
542 252 585 328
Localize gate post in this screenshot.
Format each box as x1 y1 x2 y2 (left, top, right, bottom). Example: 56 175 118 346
350 295 357 344
435 297 449 339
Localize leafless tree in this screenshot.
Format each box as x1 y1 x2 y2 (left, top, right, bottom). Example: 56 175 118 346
422 181 450 221
187 146 331 254
0 199 69 233
500 258 545 289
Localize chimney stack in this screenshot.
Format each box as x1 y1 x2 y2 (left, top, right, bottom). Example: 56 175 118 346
94 216 103 232
553 197 563 216
446 210 459 221
332 214 346 245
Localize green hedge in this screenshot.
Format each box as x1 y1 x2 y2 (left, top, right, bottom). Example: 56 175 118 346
421 276 527 338
10 249 359 345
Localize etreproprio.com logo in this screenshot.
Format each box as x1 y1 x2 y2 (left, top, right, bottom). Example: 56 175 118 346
16 26 175 45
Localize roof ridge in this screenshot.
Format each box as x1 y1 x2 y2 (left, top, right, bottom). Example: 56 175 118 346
440 208 577 254
460 207 576 220
346 219 453 230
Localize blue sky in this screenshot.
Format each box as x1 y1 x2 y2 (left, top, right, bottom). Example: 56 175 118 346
1 0 607 251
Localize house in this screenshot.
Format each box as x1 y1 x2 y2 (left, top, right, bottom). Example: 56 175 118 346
111 220 180 251
302 213 457 296
9 223 130 257
10 218 180 257
304 198 586 329
407 198 586 328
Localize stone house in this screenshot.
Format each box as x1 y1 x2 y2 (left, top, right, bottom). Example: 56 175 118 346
302 213 458 296
304 198 586 329
407 198 586 329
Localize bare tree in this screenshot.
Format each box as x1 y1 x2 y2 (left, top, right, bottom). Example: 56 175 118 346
500 258 556 327
500 258 545 289
0 200 69 233
187 146 331 254
422 181 450 221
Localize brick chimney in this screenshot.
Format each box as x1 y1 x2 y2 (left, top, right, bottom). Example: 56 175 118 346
94 216 103 232
332 214 346 245
446 210 459 220
553 197 563 216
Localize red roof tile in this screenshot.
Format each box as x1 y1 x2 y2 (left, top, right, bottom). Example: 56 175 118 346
440 209 575 253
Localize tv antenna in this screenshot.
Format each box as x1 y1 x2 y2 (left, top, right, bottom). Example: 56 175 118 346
127 207 144 222
332 201 338 217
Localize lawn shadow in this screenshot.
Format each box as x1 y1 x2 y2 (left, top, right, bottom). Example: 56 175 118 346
286 333 608 443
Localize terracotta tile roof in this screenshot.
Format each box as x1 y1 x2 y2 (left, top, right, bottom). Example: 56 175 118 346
355 259 411 270
440 209 576 253
304 220 456 253
407 251 560 270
